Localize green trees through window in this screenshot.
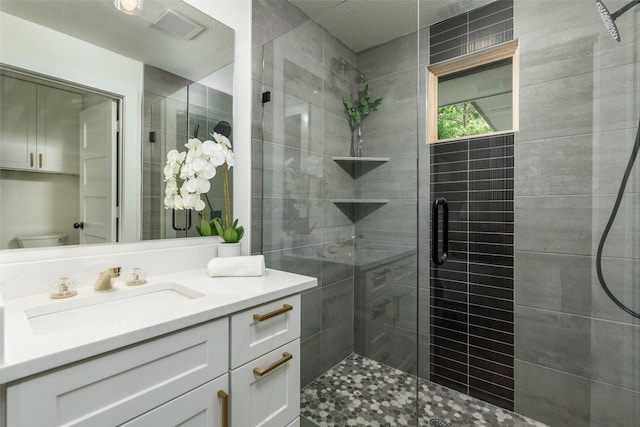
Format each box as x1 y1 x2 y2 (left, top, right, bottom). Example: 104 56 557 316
437 102 493 140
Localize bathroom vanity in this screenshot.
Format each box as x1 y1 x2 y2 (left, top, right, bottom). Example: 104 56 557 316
0 267 316 427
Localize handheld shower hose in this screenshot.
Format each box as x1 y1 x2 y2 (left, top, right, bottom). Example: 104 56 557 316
596 119 640 319
594 0 640 318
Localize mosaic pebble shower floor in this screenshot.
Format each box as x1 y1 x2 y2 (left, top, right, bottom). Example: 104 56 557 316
300 354 548 427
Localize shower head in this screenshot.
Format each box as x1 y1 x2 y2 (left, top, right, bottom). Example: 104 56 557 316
596 0 640 42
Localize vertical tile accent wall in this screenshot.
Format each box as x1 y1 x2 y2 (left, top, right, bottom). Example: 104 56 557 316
430 0 513 64
430 134 514 410
429 0 515 411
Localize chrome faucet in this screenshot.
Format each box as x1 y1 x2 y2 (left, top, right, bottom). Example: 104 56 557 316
94 267 121 291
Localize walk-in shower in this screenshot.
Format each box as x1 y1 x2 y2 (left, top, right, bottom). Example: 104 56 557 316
257 0 639 425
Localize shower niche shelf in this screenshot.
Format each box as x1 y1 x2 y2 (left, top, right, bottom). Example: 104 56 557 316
332 156 389 178
332 199 388 222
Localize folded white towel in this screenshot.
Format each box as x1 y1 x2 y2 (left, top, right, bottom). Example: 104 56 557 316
207 255 265 277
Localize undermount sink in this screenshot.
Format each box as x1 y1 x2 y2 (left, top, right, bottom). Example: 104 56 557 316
25 283 204 335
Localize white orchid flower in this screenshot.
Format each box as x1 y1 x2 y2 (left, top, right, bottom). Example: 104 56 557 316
180 163 194 180
172 195 184 210
165 179 178 194
166 149 180 163
164 133 232 211
197 176 211 193
163 164 175 180
182 193 197 209
225 151 234 168
213 132 232 150
185 138 202 150
194 197 205 211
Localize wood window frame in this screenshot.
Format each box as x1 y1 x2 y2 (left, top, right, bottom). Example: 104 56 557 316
427 40 519 143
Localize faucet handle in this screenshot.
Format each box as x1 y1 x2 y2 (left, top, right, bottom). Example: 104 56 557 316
50 277 78 299
126 267 147 286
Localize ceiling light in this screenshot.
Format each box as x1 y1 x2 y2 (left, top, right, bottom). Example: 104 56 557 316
114 0 143 15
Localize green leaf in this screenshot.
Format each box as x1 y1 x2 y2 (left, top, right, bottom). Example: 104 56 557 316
222 227 238 243
199 219 211 236
363 84 370 99
236 226 245 241
209 219 220 235
213 218 225 236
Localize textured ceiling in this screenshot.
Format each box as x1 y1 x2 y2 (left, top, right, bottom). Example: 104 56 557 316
0 0 234 83
289 0 494 52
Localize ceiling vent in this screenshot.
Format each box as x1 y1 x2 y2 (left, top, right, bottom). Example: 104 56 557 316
153 10 204 40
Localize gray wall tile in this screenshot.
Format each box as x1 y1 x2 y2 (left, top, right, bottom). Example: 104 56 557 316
514 195 593 255
515 306 592 378
590 380 640 427
515 360 591 426
515 135 594 197
301 288 322 339
301 333 323 388
515 251 592 316
590 318 640 391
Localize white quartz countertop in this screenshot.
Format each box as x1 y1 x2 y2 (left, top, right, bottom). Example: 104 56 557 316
0 268 316 384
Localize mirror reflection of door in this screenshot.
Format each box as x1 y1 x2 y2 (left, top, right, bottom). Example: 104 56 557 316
0 70 120 249
79 100 118 244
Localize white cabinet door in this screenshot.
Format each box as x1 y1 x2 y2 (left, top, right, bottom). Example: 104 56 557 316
37 85 81 174
0 76 81 174
231 339 300 427
230 295 300 369
122 375 229 427
7 319 228 426
0 75 37 170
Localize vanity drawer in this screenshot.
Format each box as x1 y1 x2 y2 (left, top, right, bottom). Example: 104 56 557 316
230 294 300 368
7 318 228 427
230 339 300 427
121 374 229 427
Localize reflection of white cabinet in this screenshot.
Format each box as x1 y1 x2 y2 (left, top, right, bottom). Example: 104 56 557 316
0 75 81 174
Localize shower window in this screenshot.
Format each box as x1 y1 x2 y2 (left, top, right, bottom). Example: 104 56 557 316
428 40 519 142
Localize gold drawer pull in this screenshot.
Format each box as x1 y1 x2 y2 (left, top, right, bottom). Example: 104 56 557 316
39 153 42 168
253 352 292 377
253 304 292 322
30 152 34 167
217 390 229 427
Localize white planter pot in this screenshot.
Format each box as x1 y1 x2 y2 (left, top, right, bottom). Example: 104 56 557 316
217 242 241 257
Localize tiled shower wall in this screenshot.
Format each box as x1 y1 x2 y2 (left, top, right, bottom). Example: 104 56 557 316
427 0 515 410
430 135 514 410
513 1 640 425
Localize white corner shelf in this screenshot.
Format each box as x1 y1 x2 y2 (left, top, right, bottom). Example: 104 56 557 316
331 199 388 222
332 156 389 177
331 199 389 204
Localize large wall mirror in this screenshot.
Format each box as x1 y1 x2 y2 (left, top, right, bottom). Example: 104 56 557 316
0 0 234 250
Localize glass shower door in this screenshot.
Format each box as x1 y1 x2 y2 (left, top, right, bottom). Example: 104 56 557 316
260 2 421 425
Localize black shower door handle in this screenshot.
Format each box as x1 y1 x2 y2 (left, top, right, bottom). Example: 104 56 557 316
431 198 449 265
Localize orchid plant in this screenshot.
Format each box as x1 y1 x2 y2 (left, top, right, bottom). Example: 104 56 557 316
163 132 243 243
